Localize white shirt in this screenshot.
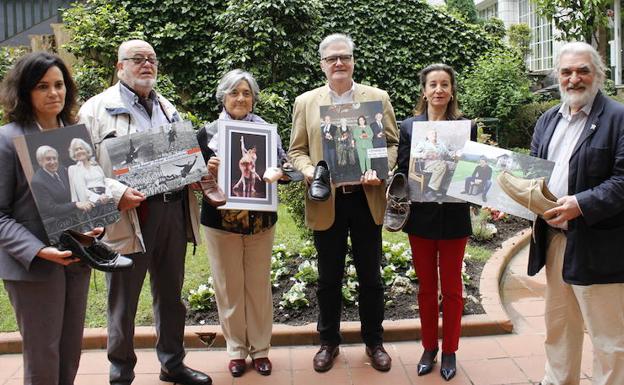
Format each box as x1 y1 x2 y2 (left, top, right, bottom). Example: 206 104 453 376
328 82 356 104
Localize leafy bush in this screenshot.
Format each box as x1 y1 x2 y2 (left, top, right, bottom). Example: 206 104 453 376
470 207 498 241
279 281 310 310
342 278 358 305
505 99 560 148
382 241 412 269
446 0 478 23
293 260 319 284
0 46 28 123
508 23 531 59
460 47 534 148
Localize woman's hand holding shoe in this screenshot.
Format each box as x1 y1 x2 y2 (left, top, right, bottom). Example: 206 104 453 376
37 246 79 266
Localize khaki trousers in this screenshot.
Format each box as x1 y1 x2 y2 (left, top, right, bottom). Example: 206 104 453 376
204 225 275 359
542 229 624 385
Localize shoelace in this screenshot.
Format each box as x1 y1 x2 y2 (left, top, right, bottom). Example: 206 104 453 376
388 195 410 214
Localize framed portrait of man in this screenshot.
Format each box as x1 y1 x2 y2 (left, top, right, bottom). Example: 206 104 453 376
217 120 278 212
319 101 388 185
13 124 120 243
408 120 471 203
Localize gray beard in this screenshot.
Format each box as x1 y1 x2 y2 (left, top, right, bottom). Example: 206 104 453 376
560 82 599 110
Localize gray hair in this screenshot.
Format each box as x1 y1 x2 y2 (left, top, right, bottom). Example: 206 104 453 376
117 39 154 63
68 138 93 161
318 33 355 58
555 42 606 88
35 145 58 164
215 69 260 108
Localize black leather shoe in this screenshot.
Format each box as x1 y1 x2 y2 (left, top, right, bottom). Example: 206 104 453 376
417 348 438 376
308 160 331 201
313 344 339 372
159 365 212 385
366 344 392 372
440 352 456 381
252 357 272 375
228 359 246 377
59 229 133 272
383 172 410 232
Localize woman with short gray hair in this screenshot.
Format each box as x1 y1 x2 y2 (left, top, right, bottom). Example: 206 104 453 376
196 69 289 377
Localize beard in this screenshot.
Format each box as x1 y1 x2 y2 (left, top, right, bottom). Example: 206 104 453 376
560 81 599 109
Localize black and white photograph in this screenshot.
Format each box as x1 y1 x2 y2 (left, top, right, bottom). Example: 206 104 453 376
13 124 120 243
217 120 278 212
446 141 556 220
103 120 207 196
408 120 471 202
319 101 388 185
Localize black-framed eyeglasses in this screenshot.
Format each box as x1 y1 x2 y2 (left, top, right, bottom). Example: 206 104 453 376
322 54 353 65
122 56 159 66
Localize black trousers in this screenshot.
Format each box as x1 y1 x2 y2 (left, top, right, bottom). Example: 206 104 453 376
313 189 384 346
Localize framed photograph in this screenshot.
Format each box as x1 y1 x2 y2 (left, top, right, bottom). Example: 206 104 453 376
445 141 555 220
13 124 120 243
102 120 207 197
319 101 388 185
217 120 278 212
408 120 471 202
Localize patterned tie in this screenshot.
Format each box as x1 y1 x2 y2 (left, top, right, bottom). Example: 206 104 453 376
54 173 64 188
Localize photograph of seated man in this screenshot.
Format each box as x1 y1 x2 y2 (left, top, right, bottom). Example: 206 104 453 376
461 155 492 202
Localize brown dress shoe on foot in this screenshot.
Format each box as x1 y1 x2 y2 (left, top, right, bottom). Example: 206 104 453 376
313 344 339 372
366 345 392 372
252 357 272 375
228 359 246 377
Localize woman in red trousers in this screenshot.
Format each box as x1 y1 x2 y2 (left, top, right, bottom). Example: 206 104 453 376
395 63 476 381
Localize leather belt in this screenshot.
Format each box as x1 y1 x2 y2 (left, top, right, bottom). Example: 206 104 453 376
338 184 362 194
149 189 185 203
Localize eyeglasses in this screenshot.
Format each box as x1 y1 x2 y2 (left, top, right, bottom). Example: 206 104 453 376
322 54 353 65
122 56 159 66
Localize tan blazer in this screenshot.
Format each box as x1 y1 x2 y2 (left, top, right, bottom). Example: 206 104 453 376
288 84 399 231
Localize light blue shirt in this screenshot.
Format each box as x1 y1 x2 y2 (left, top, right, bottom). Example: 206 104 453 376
118 83 171 132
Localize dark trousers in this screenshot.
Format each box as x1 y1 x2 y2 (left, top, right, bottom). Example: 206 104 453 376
106 197 188 384
313 189 384 346
4 263 91 385
408 235 467 353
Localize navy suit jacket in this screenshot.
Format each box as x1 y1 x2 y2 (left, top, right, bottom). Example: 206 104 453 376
529 91 624 285
0 122 54 281
397 113 476 239
30 166 75 219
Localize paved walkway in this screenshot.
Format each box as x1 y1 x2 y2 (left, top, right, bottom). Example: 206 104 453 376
0 245 594 385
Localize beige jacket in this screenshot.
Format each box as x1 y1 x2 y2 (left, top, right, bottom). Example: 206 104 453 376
78 82 201 254
288 84 399 231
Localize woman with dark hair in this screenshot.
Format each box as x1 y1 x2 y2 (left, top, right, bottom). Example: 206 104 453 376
0 52 97 385
396 63 477 381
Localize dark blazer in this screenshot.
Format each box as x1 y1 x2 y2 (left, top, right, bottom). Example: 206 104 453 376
30 166 76 218
321 123 338 145
0 122 54 281
529 91 624 285
397 113 477 239
370 120 386 147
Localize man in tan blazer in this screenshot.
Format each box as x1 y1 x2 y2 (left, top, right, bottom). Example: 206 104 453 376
288 33 399 373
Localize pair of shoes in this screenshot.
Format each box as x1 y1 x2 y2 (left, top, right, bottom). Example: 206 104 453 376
496 171 558 217
365 345 392 372
313 344 339 372
308 160 331 201
59 229 133 272
228 359 246 377
159 365 212 385
384 172 410 232
199 174 226 207
252 357 272 375
440 352 456 381
417 348 438 376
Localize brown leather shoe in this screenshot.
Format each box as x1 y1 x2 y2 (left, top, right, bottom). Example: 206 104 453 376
200 174 226 207
366 345 392 372
228 359 246 377
313 344 339 372
252 357 272 375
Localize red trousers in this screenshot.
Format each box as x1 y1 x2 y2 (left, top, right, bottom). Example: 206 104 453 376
408 235 467 353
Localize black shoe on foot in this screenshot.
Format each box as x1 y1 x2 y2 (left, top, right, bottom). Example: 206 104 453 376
417 348 438 376
440 352 456 381
159 365 212 385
